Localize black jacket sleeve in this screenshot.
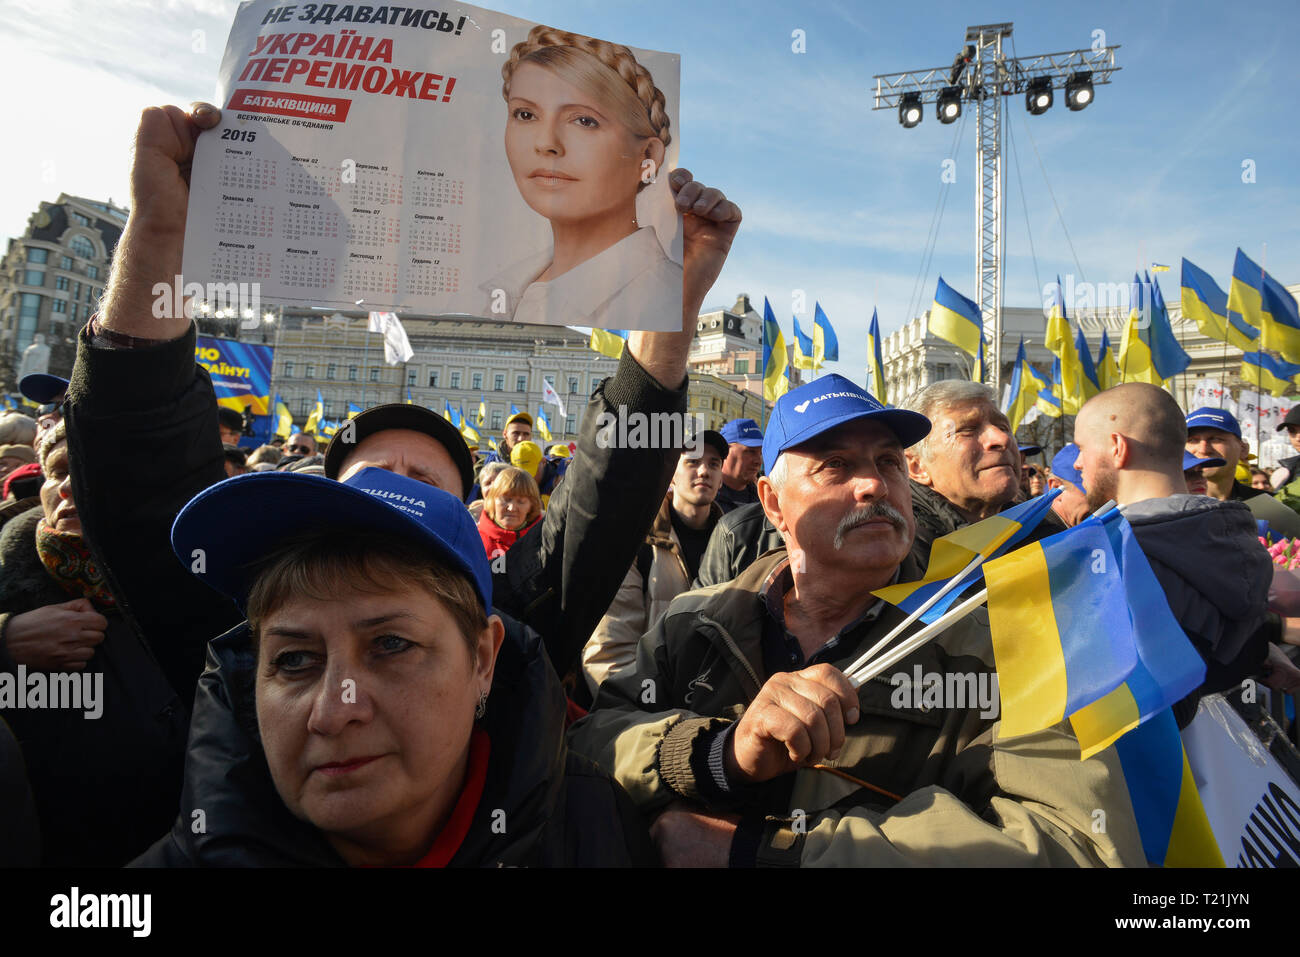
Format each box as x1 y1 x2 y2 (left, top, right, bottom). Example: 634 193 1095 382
64 324 243 710
495 347 687 678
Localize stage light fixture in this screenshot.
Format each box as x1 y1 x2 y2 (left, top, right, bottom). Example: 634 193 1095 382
1066 71 1094 111
899 92 923 128
1026 77 1053 115
937 86 962 124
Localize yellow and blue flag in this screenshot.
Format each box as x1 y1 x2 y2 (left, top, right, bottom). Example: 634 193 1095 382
536 407 553 442
791 315 816 371
987 509 1205 759
1005 338 1048 433
274 394 293 440
1112 707 1224 867
444 401 461 428
762 298 790 401
1228 248 1265 334
1045 277 1090 413
460 418 481 446
929 277 983 357
590 328 628 359
404 391 413 406
972 334 986 383
873 490 1062 624
813 302 839 364
1036 358 1064 418
1261 268 1300 364
1181 258 1258 352
304 389 324 435
1119 273 1189 384
347 402 364 419
867 309 887 403
477 396 487 426
1096 329 1121 391
1241 351 1300 397
319 419 339 438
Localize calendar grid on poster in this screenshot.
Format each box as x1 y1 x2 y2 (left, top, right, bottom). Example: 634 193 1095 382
214 205 275 239
286 162 345 199
344 262 399 298
218 154 278 191
281 252 338 289
404 263 461 296
347 215 402 247
210 247 273 283
410 173 465 209
282 206 341 241
411 221 463 255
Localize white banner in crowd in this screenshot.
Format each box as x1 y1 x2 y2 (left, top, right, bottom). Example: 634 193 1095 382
367 310 414 364
184 0 683 330
1191 377 1231 416
1181 693 1300 867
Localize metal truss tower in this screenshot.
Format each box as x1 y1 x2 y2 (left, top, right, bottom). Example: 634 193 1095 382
873 22 1120 393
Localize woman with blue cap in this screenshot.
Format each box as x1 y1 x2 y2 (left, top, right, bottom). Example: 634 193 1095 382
136 467 652 866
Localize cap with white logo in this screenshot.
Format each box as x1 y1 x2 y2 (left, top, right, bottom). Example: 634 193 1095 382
762 374 931 475
720 418 764 447
171 467 491 612
1186 407 1241 439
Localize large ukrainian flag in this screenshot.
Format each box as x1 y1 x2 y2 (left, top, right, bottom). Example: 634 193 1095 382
1036 358 1064 418
1241 350 1300 397
1119 273 1190 384
1228 248 1265 333
1075 325 1100 397
762 298 790 401
867 309 887 403
274 395 293 440
1181 257 1259 352
873 490 1061 623
929 277 983 357
986 509 1205 758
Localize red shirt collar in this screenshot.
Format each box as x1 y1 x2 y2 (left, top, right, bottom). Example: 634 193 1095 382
415 728 491 868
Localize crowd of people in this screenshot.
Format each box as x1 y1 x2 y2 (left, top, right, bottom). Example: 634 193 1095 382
1 95 1298 869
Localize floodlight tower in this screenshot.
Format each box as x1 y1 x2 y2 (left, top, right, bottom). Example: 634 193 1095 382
873 22 1120 392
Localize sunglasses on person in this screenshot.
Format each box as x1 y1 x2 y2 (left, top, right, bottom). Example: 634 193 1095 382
287 443 313 455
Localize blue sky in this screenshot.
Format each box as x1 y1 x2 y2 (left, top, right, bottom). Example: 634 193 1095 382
2 0 1296 382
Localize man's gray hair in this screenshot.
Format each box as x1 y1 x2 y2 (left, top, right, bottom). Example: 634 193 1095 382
0 413 36 448
902 380 1000 464
37 419 67 469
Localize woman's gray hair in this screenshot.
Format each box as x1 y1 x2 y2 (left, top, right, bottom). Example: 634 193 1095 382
0 413 37 448
902 380 999 465
479 461 509 490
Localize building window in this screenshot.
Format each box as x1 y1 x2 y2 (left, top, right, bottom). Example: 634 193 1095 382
70 303 79 322
70 236 94 259
568 377 579 394
349 366 358 381
565 416 577 435
87 266 99 279
491 410 502 429
299 397 311 415
23 270 43 286
450 372 461 388
70 211 91 227
27 248 48 264
370 368 379 382
52 299 66 313
470 372 482 390
60 256 71 269
85 286 95 302
494 374 505 391
428 370 438 387
735 358 749 374
284 361 295 376
72 282 81 299
407 369 417 386
326 363 336 379
305 364 315 378
516 374 526 392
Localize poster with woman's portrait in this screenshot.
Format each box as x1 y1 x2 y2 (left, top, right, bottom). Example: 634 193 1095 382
183 0 682 331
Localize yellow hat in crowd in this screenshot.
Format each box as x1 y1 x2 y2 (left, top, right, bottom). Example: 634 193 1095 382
511 440 543 478
548 444 571 459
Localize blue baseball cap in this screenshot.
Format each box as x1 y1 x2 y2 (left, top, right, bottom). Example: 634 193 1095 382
1182 451 1226 471
171 467 491 612
1186 407 1241 439
1018 444 1043 458
763 374 931 475
720 418 763 447
19 373 69 405
1050 444 1083 488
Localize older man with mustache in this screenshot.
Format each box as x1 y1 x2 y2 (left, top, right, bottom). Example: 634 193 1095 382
570 374 1145 868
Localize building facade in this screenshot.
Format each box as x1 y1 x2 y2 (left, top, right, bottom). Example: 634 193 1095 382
0 194 126 385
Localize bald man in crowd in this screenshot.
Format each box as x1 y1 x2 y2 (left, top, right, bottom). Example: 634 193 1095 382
1073 383 1293 718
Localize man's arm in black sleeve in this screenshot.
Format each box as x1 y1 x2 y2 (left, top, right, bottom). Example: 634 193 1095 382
64 323 243 709
498 347 687 678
